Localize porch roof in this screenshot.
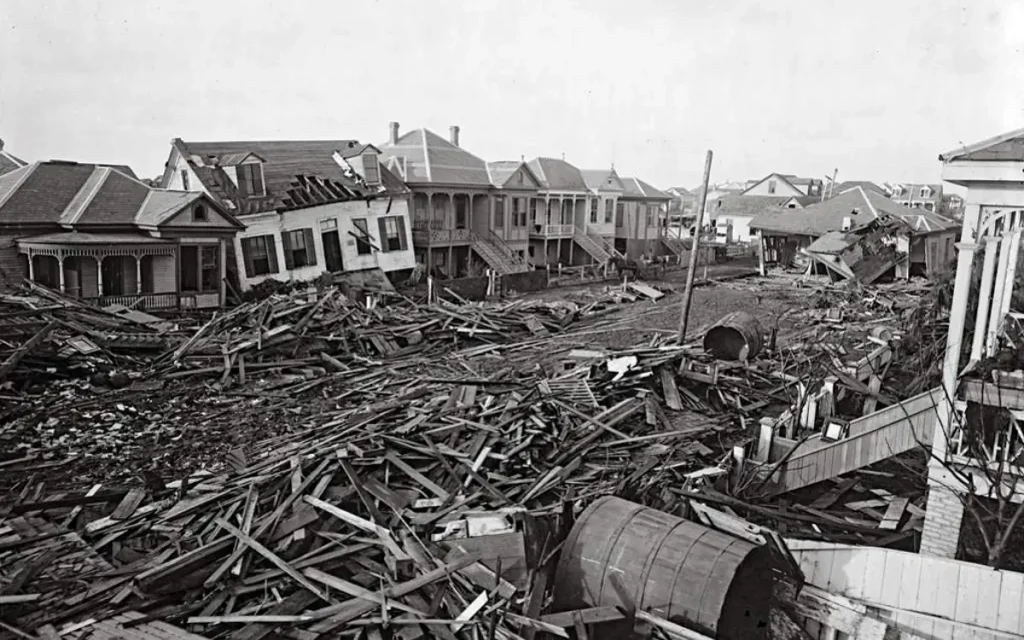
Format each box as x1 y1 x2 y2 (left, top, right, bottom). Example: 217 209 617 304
17 232 171 246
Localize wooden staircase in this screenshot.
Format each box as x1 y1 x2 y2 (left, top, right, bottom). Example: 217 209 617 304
572 230 618 263
755 387 942 495
661 236 689 257
470 232 531 275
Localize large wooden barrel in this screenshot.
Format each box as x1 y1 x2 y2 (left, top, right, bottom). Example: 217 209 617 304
552 496 775 639
703 311 764 360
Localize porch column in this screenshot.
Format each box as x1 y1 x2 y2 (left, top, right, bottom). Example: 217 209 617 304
219 239 227 305
27 252 34 281
57 255 65 293
970 237 1000 362
449 193 455 229
136 255 143 294
96 256 104 296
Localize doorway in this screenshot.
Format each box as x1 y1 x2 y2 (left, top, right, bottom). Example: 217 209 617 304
320 219 344 272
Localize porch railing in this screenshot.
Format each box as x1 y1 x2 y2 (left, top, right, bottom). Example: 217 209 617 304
411 227 474 245
530 224 575 238
87 292 179 310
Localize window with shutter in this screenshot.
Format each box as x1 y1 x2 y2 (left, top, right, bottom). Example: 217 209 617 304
237 163 265 198
604 199 613 223
353 218 372 255
379 216 404 252
590 198 598 223
241 235 278 276
362 153 380 185
283 229 316 268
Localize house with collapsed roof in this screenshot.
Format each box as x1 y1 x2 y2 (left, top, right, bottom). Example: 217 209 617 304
749 186 960 278
161 138 414 292
0 160 242 308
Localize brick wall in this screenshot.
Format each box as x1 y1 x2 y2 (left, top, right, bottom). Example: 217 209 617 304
920 482 965 558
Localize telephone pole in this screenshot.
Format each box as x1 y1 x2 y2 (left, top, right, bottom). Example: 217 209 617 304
677 150 714 343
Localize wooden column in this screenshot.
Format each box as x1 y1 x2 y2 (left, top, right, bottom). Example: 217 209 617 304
96 256 104 296
174 243 182 310
971 236 1000 362
136 255 143 295
57 256 65 293
27 252 34 281
757 230 766 276
219 239 228 305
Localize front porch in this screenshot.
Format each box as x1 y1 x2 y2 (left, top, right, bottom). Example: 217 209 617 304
18 233 227 310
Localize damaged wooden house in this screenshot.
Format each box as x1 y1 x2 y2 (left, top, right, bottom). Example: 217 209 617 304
0 160 242 308
802 214 920 284
161 138 416 293
749 186 960 279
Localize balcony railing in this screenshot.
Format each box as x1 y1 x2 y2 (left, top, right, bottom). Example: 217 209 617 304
87 292 180 310
530 224 575 238
411 227 474 245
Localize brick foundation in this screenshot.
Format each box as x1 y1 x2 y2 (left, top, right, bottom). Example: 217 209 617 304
920 482 965 558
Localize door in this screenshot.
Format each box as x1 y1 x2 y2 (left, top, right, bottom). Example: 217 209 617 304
320 219 344 272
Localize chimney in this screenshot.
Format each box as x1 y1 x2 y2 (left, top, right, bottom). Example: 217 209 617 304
449 125 460 147
388 122 400 146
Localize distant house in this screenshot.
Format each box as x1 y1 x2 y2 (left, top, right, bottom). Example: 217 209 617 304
0 160 241 308
0 139 27 177
162 137 415 292
743 173 825 198
379 123 531 277
749 187 960 278
701 181 748 214
614 177 672 259
884 182 943 212
710 195 803 243
666 186 695 214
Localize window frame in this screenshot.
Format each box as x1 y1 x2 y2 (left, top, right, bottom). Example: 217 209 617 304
353 218 373 255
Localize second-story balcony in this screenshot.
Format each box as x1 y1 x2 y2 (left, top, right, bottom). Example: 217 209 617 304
529 224 575 239
412 219 473 246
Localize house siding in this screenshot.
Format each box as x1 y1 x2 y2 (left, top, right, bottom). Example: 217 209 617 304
233 198 415 291
0 231 29 289
150 254 176 293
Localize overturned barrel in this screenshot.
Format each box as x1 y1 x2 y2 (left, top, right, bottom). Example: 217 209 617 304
553 496 775 639
703 311 764 360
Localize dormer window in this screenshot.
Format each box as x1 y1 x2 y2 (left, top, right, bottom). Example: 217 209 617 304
362 153 380 186
193 203 208 222
237 163 266 198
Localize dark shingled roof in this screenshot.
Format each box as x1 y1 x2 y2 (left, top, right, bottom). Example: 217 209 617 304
580 169 625 192
379 129 491 187
0 162 97 224
620 177 671 200
528 157 589 191
711 195 795 219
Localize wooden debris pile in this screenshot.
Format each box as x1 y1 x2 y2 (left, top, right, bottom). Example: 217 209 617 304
0 342 732 639
0 284 166 393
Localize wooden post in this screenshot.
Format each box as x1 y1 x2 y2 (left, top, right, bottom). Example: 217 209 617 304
677 150 714 343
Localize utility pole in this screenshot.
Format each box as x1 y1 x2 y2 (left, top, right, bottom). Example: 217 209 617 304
677 150 714 343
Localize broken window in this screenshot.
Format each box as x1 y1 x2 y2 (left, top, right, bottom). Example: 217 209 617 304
353 218 373 255
378 215 407 252
241 234 279 277
237 163 265 198
283 228 317 269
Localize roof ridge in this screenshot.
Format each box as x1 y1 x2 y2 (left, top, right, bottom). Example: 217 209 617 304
0 162 38 211
62 166 111 226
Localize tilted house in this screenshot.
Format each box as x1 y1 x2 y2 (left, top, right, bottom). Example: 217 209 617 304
162 138 415 292
749 186 960 278
0 160 241 308
378 123 531 277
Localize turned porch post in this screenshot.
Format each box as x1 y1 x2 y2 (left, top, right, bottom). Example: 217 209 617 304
136 254 143 294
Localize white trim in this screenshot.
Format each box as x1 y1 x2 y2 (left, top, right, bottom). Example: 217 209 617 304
0 163 37 211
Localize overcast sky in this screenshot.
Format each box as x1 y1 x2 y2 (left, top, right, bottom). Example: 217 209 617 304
2 0 1022 190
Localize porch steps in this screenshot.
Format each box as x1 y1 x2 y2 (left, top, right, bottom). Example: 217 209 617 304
661 236 689 257
470 235 531 275
755 387 942 496
572 230 616 264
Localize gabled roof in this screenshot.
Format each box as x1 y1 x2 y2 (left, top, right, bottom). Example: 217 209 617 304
379 128 490 187
580 168 625 192
485 161 541 189
749 187 959 237
712 195 796 219
0 160 241 230
832 180 886 196
940 127 1024 162
172 139 408 215
620 177 670 200
0 140 28 178
742 173 803 195
527 157 589 192
667 186 693 196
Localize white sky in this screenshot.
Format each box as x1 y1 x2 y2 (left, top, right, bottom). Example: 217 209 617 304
2 0 1023 190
